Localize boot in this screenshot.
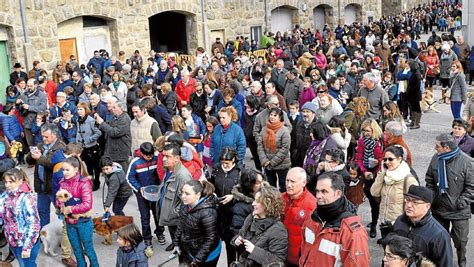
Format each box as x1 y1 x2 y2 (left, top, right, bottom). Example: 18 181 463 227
409 112 421 129
439 90 446 104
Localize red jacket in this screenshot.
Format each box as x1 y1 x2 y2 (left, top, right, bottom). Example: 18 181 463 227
57 173 93 224
299 213 369 266
44 80 57 107
282 190 317 265
175 77 196 109
355 137 384 174
156 150 203 181
424 53 439 77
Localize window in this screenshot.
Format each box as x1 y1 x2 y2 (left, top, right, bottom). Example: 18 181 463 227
251 26 262 45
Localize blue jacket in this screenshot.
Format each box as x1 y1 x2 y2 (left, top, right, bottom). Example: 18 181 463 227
57 79 73 93
126 155 158 192
469 46 474 70
31 122 43 145
2 115 23 142
187 114 207 152
87 57 105 77
215 99 243 126
210 122 246 164
49 102 78 123
115 241 149 267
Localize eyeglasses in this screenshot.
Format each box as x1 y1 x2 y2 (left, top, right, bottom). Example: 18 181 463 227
383 157 396 162
404 196 426 205
384 252 402 262
317 91 326 94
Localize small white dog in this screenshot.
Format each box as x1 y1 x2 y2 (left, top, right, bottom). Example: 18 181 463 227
40 218 63 256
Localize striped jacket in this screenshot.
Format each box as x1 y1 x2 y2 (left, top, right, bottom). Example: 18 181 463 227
126 154 158 192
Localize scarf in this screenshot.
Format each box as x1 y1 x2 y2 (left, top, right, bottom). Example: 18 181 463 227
314 196 347 224
304 138 328 177
383 161 412 185
263 120 283 153
113 81 120 89
437 147 460 194
362 137 377 169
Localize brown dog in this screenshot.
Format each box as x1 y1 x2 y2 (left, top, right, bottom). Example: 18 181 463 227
93 215 133 245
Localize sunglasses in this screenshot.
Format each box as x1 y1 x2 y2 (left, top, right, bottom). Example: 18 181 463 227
383 157 396 162
317 91 326 93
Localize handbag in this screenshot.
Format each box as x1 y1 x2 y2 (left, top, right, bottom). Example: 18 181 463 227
445 73 459 99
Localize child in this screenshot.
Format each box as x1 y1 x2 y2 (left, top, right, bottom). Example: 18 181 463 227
299 77 316 107
0 168 40 266
116 223 150 266
31 112 47 145
57 157 98 267
203 116 219 173
287 100 301 130
2 104 24 145
345 163 365 209
100 156 133 216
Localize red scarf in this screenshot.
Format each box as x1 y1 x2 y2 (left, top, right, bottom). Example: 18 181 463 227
263 120 283 152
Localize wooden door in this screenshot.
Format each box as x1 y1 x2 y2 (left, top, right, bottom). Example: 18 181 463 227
59 38 78 64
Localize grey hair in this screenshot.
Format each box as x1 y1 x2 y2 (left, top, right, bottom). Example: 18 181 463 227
288 167 307 183
265 95 278 104
181 69 190 76
251 81 262 88
116 101 127 111
385 121 404 137
40 124 58 136
363 72 378 84
435 133 457 150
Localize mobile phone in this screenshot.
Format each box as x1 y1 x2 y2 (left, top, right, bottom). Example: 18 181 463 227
383 163 388 169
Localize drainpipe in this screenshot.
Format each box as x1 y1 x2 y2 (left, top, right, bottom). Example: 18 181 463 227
264 0 268 32
200 0 207 50
19 0 33 70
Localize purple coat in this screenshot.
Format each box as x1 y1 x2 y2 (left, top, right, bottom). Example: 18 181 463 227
299 86 316 107
456 134 474 158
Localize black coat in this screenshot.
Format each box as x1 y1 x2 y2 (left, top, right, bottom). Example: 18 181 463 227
190 92 207 123
148 105 172 134
9 71 28 85
393 212 453 267
406 69 422 101
290 120 313 167
174 195 220 264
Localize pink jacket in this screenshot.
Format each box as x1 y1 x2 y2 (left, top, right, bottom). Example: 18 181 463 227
299 87 316 107
314 53 327 70
57 173 93 224
355 137 384 174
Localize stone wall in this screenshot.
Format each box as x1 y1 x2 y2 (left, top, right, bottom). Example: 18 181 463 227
0 0 416 75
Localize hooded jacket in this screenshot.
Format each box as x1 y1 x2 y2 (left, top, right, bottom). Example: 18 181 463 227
0 183 40 255
115 241 149 267
57 173 93 224
105 163 133 208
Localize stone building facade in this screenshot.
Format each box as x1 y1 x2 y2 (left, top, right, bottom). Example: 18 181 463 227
0 0 427 103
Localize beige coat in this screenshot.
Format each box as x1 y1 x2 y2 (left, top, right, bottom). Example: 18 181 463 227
371 161 418 222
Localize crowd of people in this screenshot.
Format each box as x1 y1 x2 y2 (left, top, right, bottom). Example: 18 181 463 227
0 0 473 266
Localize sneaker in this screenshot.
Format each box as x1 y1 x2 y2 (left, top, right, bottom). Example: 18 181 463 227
157 234 166 245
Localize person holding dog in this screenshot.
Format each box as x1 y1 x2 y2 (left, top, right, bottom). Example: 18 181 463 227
0 168 40 267
57 157 98 267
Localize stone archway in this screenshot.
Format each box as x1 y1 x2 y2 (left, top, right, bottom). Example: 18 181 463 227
344 4 362 25
270 5 298 34
313 4 334 31
57 16 118 65
148 11 197 54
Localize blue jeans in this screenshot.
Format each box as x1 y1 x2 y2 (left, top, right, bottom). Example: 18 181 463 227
112 197 129 216
66 219 99 267
37 192 53 228
451 101 463 119
10 240 41 267
136 193 161 241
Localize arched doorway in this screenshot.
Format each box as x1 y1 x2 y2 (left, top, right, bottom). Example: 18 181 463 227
344 4 362 25
148 11 197 54
270 6 296 34
57 16 118 65
313 5 334 31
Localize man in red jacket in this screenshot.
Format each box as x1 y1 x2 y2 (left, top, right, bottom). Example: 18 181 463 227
175 70 196 109
281 167 316 266
300 172 369 267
